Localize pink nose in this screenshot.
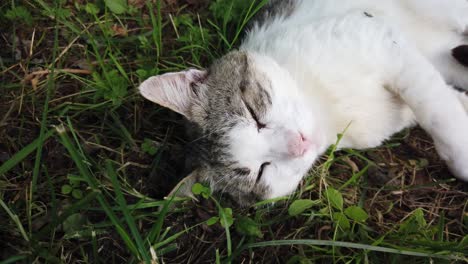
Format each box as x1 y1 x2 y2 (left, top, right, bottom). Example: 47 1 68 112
287 132 311 157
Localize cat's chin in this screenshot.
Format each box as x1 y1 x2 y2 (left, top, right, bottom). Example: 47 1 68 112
265 132 328 199
263 147 320 199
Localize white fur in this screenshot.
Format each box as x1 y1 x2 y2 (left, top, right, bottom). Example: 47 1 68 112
232 0 468 198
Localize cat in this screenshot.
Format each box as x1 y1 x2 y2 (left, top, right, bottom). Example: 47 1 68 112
139 0 468 206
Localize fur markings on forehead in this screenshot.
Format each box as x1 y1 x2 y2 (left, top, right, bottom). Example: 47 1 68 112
238 57 273 117
208 51 248 77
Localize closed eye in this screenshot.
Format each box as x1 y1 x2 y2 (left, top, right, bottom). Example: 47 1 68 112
256 162 271 183
244 102 266 130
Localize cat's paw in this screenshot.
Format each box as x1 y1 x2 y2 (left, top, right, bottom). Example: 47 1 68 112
435 140 468 182
445 150 468 182
446 160 468 182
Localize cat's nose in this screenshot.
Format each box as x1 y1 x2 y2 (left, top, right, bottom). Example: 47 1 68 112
287 131 311 157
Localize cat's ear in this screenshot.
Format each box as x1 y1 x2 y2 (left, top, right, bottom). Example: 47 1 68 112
166 170 202 201
139 69 207 119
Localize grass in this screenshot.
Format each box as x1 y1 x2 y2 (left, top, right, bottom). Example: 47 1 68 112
0 0 467 263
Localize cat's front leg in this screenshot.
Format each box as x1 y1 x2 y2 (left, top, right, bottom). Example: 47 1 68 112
390 47 468 181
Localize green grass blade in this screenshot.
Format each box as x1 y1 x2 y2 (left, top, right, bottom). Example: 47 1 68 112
0 130 54 176
108 112 136 147
147 185 182 246
229 0 268 48
87 200 185 211
153 223 202 250
55 124 140 257
146 0 163 60
106 160 151 263
0 199 30 242
0 255 28 264
339 164 369 190
211 198 232 262
244 240 466 261
31 0 61 196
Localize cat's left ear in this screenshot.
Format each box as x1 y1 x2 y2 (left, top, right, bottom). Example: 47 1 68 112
139 69 207 119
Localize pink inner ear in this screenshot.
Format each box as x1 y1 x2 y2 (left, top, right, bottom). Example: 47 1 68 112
139 69 207 118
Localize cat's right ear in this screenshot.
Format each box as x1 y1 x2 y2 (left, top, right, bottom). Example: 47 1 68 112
139 69 207 119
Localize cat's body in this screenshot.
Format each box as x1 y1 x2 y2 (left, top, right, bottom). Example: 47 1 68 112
243 0 468 149
140 0 468 205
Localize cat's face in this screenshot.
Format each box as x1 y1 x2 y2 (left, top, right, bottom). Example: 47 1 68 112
140 51 324 205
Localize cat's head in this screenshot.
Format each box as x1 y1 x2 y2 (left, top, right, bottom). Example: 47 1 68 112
140 51 324 206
